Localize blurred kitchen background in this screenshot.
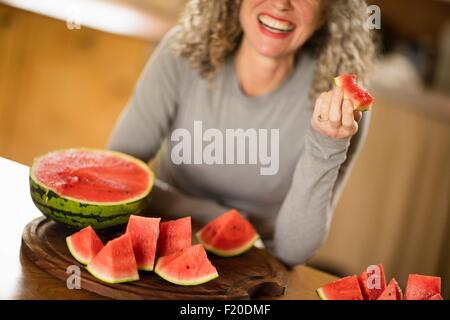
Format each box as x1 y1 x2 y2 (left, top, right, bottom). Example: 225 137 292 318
0 0 449 296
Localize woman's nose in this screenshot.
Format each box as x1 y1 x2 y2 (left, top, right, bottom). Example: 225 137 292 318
270 0 293 12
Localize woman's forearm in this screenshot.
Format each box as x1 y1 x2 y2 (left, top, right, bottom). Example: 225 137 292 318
273 125 351 267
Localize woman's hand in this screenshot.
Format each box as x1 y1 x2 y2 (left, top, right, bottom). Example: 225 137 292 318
311 88 362 140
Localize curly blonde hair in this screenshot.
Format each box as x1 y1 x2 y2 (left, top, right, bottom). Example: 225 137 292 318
172 0 376 101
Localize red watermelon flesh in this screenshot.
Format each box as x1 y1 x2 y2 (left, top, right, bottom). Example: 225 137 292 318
154 244 218 286
317 275 364 300
377 278 403 300
158 217 192 257
196 209 259 257
126 215 160 271
66 226 104 265
33 149 152 203
357 264 387 300
405 274 441 300
334 74 374 111
427 294 443 300
86 233 139 284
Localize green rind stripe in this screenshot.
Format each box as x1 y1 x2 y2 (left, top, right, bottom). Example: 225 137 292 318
154 265 219 286
196 232 260 257
86 265 140 284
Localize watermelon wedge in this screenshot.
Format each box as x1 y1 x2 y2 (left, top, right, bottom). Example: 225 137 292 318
154 244 218 286
66 226 104 265
405 274 441 300
357 264 387 300
334 74 374 111
158 217 192 257
86 233 139 284
317 275 364 300
30 148 155 230
427 294 443 300
126 215 160 271
196 209 259 257
377 278 403 300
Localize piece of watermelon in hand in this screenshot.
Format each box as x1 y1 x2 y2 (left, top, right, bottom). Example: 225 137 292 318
405 274 441 300
377 278 403 300
334 74 374 112
358 263 387 300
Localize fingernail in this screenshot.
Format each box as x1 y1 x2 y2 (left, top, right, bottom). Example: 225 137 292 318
334 88 342 96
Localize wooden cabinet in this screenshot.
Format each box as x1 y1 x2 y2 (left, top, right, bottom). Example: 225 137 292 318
0 4 153 165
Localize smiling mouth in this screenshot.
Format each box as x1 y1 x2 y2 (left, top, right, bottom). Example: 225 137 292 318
257 14 295 34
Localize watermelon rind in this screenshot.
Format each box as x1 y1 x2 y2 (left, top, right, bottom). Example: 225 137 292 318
86 265 140 284
316 288 328 300
196 232 260 257
154 264 219 286
66 236 90 265
29 148 155 230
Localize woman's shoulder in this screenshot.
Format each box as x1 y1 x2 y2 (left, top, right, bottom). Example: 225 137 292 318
151 27 192 73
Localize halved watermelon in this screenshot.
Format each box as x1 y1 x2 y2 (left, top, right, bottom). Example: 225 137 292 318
66 226 104 265
154 244 218 286
86 233 139 284
427 294 443 300
334 74 374 111
126 215 160 271
377 278 403 300
158 216 191 257
405 274 441 300
30 148 155 230
317 275 364 300
196 209 259 257
358 263 387 300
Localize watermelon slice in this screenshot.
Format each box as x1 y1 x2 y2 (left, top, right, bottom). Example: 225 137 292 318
357 263 387 300
154 244 218 286
126 215 160 271
427 294 443 300
405 274 441 300
30 148 155 230
196 209 259 257
377 278 403 300
66 226 104 265
86 233 139 284
158 217 192 257
334 74 374 111
317 275 364 300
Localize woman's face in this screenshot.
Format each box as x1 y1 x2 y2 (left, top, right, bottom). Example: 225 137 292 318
239 0 326 58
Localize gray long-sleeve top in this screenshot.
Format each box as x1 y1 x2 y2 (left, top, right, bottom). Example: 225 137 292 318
108 29 370 267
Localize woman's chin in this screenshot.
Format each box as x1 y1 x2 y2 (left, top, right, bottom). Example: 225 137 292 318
252 44 293 60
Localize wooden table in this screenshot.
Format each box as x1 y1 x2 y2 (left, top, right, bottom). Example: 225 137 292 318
0 157 337 300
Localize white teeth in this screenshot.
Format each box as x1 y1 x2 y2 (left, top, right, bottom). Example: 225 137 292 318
258 14 294 33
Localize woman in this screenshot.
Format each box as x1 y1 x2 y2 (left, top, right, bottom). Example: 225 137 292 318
108 0 376 267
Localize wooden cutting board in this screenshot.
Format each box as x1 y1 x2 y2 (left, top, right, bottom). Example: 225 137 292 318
21 217 288 299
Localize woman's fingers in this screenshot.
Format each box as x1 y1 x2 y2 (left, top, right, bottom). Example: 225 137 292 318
329 88 343 128
342 99 357 132
354 110 362 123
319 92 331 122
312 90 360 140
